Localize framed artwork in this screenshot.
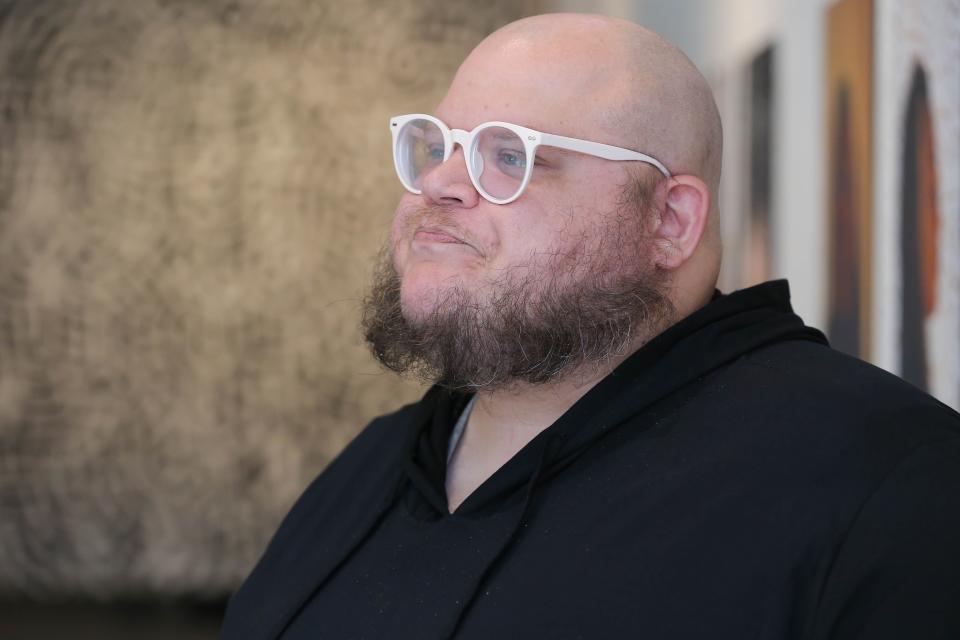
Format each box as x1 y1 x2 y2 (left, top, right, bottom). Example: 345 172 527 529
825 0 874 359
874 0 960 408
744 46 775 286
899 66 939 390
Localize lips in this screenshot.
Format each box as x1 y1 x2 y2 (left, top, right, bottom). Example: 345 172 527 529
406 217 485 258
413 226 467 245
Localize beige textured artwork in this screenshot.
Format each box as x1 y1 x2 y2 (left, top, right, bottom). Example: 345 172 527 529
0 0 538 599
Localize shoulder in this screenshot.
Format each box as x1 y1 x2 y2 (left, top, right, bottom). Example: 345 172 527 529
661 337 960 523
220 399 428 638
810 436 960 636
326 401 420 473
686 341 960 633
249 397 426 568
285 398 423 518
730 339 960 442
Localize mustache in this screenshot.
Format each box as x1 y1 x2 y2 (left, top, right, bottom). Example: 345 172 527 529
404 205 462 232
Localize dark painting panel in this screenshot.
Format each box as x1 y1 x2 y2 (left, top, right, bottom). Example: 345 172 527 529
828 86 862 355
744 45 775 286
826 0 874 358
899 65 940 390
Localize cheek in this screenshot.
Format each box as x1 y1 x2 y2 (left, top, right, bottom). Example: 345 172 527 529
390 198 417 238
512 192 586 253
519 192 646 275
389 202 419 275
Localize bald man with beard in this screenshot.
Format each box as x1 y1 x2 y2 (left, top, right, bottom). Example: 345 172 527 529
221 14 960 640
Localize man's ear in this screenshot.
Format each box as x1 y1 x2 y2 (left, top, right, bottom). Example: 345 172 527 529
651 175 711 270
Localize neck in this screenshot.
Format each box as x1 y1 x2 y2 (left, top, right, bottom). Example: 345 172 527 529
465 296 681 437
444 342 638 512
470 354 623 435
443 293 701 512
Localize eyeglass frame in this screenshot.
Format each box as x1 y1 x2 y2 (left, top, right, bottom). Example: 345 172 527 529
389 113 672 205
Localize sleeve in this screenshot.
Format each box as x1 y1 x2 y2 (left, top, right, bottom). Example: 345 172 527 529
811 437 960 639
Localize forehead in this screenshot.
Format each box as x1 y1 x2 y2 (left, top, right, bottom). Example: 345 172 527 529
435 40 627 142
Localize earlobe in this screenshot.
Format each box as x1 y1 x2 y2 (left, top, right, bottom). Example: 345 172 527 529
653 175 710 270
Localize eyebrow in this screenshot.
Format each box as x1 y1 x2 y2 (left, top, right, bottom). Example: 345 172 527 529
481 129 517 139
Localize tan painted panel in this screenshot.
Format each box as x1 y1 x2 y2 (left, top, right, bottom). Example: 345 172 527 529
0 0 540 597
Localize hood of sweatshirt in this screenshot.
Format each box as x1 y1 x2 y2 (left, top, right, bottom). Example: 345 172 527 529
402 279 828 519
220 279 828 640
387 279 829 637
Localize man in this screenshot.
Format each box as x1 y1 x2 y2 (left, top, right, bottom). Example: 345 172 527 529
221 14 960 639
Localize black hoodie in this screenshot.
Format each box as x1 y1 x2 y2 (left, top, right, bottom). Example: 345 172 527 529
220 281 960 639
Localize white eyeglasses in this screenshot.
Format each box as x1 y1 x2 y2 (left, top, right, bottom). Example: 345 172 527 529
389 114 671 205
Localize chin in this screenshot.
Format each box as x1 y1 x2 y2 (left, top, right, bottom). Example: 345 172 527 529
399 289 447 325
398 264 474 322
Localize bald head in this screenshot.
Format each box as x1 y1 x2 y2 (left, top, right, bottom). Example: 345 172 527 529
470 15 721 190
437 13 724 305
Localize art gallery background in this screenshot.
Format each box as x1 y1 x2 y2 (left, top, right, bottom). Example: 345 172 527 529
0 0 957 637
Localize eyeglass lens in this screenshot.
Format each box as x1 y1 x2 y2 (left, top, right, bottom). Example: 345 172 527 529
397 118 445 191
474 126 526 200
397 120 529 201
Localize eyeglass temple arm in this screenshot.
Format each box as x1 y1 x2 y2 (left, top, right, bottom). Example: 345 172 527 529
538 132 671 177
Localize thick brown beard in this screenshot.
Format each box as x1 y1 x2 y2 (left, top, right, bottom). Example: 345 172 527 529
361 213 676 391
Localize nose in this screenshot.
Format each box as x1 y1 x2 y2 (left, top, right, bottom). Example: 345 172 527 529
418 145 481 209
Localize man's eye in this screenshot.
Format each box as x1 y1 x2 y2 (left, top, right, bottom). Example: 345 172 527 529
497 149 526 169
426 145 445 161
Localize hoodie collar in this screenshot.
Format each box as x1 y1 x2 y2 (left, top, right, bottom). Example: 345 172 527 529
401 280 827 518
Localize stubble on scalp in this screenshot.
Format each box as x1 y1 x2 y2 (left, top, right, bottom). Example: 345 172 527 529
361 173 676 391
